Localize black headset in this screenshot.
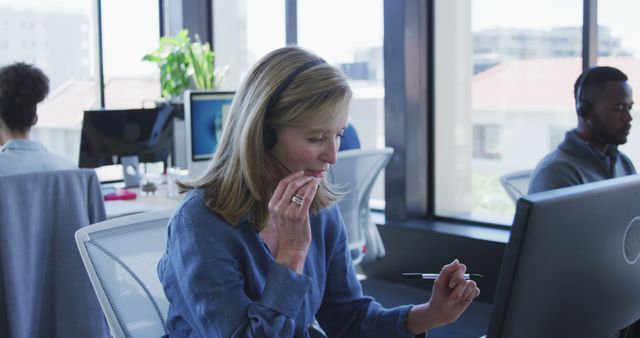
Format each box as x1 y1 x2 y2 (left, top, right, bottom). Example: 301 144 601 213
575 67 597 118
262 59 325 150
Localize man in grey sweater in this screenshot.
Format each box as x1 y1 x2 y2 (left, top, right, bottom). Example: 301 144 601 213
529 66 635 194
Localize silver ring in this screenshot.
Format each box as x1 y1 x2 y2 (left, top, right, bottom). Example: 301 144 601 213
291 193 304 206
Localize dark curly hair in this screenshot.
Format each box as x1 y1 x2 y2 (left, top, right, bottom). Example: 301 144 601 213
0 62 50 132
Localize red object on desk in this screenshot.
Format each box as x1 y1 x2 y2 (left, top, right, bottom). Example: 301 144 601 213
104 188 137 201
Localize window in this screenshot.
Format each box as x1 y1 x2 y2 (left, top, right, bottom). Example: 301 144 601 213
0 0 98 164
298 0 386 204
213 0 285 90
101 0 161 108
473 124 501 160
434 0 582 225
598 0 640 166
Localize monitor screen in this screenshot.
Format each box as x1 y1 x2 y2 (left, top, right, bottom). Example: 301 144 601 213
183 90 234 177
79 106 174 169
486 175 640 338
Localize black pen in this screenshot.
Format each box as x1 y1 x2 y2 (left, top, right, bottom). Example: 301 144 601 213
402 273 484 280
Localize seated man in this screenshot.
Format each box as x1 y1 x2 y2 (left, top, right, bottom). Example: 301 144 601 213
529 66 635 194
0 62 75 176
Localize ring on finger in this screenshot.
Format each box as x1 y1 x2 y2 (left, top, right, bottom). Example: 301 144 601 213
291 193 304 206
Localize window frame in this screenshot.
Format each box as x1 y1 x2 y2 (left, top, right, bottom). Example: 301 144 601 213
155 0 600 229
383 0 598 229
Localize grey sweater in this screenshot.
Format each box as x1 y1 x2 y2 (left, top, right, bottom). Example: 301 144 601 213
529 129 636 194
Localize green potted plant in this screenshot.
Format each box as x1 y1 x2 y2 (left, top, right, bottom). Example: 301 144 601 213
143 29 227 114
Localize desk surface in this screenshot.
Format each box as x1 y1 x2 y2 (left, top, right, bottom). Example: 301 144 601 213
104 184 182 219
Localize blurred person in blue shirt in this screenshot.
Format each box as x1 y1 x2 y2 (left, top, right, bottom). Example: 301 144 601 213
0 62 75 176
338 122 361 151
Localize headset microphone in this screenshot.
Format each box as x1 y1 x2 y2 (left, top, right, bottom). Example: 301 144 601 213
267 152 293 174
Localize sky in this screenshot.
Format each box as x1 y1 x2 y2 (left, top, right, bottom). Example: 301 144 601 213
473 0 640 55
243 0 384 64
1 0 639 74
0 0 159 77
0 0 89 13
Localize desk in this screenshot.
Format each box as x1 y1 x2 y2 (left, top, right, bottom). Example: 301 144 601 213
105 183 182 219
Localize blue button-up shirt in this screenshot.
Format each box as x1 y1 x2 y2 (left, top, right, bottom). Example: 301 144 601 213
0 139 75 176
158 189 413 337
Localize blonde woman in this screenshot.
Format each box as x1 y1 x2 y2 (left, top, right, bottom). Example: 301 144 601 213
158 46 480 337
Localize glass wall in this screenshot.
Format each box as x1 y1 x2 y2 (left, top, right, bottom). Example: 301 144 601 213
101 0 161 108
434 0 583 225
0 0 98 164
298 0 386 204
213 0 285 90
598 0 640 166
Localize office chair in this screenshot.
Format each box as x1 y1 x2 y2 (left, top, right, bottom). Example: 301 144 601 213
499 169 533 203
75 209 173 338
0 169 109 338
332 148 394 265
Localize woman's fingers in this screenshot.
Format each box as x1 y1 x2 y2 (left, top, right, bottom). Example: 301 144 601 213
462 280 480 301
280 176 316 209
299 178 320 210
270 171 305 206
434 259 459 290
433 260 481 307
448 279 469 305
449 264 467 288
269 172 315 211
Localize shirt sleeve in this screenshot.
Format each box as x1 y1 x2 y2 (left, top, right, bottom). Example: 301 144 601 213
314 207 414 338
160 209 312 338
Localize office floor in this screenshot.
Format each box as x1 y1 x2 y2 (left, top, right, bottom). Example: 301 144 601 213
360 278 492 338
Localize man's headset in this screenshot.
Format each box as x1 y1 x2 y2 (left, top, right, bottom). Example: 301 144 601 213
262 59 325 151
575 67 597 118
575 66 614 148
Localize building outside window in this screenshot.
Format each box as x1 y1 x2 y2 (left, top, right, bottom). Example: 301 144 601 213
473 124 501 160
0 0 98 165
434 0 584 225
101 0 161 109
298 0 386 205
598 0 640 166
213 0 285 91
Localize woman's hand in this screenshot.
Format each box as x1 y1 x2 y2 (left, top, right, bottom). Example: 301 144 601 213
268 171 320 273
406 259 481 335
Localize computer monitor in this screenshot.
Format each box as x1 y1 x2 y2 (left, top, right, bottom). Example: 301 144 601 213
486 175 640 338
183 90 235 177
79 106 174 170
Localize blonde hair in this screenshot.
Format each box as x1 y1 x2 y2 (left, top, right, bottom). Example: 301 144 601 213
179 46 352 230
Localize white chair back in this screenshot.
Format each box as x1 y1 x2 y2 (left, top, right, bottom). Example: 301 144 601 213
332 148 394 265
75 209 173 338
499 169 533 203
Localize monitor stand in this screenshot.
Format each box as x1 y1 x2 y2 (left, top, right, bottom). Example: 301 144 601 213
121 155 140 188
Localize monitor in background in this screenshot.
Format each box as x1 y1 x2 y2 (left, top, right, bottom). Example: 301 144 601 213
79 106 174 180
486 175 640 338
183 90 234 177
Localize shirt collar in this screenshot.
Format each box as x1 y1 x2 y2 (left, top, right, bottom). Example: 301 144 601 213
567 129 618 158
1 139 46 152
566 129 619 174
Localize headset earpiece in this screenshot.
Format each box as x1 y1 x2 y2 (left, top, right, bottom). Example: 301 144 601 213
576 67 596 118
261 59 325 151
263 124 277 150
577 100 592 118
